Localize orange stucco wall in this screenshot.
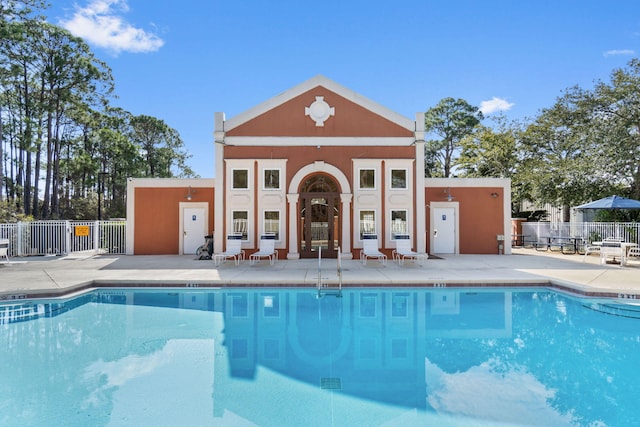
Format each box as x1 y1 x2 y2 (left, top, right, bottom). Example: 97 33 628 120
134 187 215 254
426 187 505 254
227 86 414 138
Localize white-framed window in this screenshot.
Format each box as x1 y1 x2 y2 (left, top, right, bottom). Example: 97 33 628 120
232 210 248 240
359 210 376 240
390 168 407 189
358 168 375 189
390 210 408 239
263 169 280 190
263 210 280 240
232 169 249 189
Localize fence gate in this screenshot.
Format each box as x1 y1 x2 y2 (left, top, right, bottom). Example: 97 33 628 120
0 220 126 257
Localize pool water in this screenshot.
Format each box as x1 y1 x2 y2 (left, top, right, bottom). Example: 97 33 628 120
1 288 640 426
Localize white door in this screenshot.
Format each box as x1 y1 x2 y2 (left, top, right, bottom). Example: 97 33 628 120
433 207 456 253
183 207 205 254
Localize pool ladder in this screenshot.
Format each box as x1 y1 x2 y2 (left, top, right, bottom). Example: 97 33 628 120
316 247 342 298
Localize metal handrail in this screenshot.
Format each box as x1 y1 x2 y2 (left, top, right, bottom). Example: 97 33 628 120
337 246 342 290
316 247 342 297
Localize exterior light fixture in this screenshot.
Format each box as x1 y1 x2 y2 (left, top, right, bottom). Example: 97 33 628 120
186 186 195 201
445 188 453 202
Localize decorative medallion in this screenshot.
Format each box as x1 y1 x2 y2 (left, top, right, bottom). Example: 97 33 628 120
305 96 335 126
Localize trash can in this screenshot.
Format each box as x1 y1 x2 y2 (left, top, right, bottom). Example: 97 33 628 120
496 235 505 255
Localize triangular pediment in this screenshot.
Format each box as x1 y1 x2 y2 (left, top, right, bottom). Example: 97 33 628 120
224 76 414 138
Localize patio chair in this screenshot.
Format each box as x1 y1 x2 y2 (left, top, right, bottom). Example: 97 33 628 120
250 234 278 265
582 243 601 262
360 234 387 265
0 238 10 264
392 234 428 266
213 234 245 266
600 241 624 266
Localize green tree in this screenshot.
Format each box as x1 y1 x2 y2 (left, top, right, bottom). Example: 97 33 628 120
36 23 113 218
578 58 640 200
130 114 194 178
458 115 520 179
519 89 612 221
424 97 483 177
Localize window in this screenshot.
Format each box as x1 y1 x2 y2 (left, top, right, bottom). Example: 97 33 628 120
263 210 280 240
230 293 248 317
391 292 409 317
262 294 280 317
391 339 408 359
232 211 248 240
359 210 376 240
391 169 407 189
390 210 408 239
360 293 377 317
232 169 249 189
359 169 375 189
263 169 280 190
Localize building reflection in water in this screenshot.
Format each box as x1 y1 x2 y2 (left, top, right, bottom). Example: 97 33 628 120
214 289 512 413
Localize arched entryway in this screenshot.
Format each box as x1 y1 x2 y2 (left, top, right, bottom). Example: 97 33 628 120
287 161 352 260
299 174 340 258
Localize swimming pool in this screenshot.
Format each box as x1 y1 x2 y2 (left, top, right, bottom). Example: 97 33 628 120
1 287 639 426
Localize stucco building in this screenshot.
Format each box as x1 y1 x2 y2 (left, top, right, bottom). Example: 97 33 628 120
126 76 511 257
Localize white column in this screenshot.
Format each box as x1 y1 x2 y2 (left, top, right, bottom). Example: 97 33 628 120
340 193 353 259
213 112 225 254
414 112 427 253
287 193 300 259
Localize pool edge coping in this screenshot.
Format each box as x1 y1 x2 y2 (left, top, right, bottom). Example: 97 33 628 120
1 279 638 302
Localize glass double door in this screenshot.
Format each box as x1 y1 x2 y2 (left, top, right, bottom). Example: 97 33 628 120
300 192 339 258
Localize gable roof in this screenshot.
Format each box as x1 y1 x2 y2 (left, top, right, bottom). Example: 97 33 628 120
223 75 414 136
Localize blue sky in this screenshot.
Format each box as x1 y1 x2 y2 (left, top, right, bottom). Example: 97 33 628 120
49 0 640 178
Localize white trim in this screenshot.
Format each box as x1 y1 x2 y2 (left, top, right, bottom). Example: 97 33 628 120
358 168 377 191
225 75 414 131
357 209 378 242
262 209 281 242
223 136 414 146
288 161 352 194
214 140 224 253
390 209 409 240
414 140 426 253
126 178 214 188
262 167 281 191
425 177 510 188
389 168 408 190
230 210 250 242
231 168 250 190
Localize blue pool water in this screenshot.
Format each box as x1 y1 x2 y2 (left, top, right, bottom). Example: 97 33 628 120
1 288 640 426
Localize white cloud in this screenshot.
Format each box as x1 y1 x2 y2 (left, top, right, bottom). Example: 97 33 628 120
60 0 164 54
603 49 636 57
479 97 514 115
425 358 576 426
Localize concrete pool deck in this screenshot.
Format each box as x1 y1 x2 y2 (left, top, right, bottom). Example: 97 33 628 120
1 248 639 300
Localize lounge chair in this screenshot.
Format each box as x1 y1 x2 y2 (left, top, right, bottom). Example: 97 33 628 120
0 238 10 264
250 234 278 265
360 234 387 265
213 234 245 266
392 234 428 266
